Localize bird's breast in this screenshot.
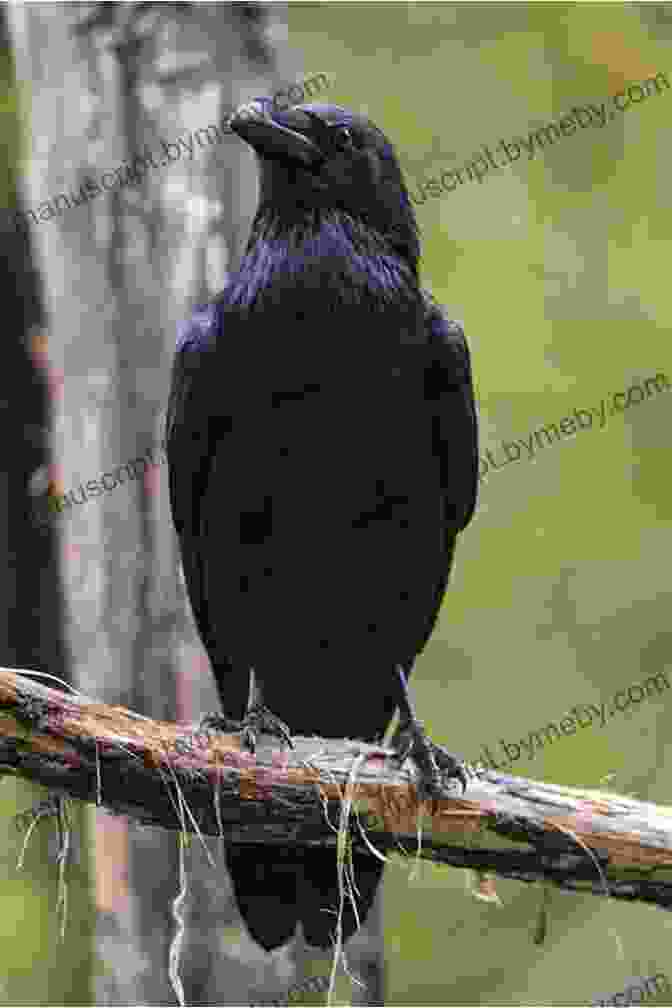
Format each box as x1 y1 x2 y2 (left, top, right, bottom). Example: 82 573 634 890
202 311 450 666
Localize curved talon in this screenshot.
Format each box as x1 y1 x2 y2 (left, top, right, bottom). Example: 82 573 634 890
244 703 294 751
391 719 467 800
434 745 469 795
193 708 293 754
199 713 245 734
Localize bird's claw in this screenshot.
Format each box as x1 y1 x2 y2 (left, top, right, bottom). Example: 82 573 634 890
180 713 246 754
391 718 468 800
240 704 294 754
197 706 293 755
199 712 246 734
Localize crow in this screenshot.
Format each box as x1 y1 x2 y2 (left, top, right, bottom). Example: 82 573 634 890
165 98 479 953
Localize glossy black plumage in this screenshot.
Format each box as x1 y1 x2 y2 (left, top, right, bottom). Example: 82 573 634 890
166 99 478 951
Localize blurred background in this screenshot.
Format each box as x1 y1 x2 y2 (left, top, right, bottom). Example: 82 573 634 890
0 2 671 1004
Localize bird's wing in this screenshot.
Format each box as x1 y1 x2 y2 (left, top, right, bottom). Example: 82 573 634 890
165 302 230 671
424 294 479 533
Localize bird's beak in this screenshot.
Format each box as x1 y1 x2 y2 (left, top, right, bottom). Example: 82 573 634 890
228 98 324 167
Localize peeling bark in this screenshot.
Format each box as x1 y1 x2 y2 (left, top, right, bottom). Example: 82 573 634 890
3 667 672 912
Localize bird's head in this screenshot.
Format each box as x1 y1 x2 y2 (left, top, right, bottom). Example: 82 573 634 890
228 98 420 270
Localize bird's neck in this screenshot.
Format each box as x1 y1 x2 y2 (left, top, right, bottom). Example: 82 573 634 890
226 209 418 309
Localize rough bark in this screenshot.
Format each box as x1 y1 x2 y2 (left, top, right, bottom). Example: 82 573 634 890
3 666 672 914
5 4 375 1005
0 9 86 1003
0 7 65 741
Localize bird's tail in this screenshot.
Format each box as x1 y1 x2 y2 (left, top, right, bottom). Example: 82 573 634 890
225 843 384 951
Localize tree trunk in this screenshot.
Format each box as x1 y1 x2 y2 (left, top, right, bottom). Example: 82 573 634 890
0 7 89 1003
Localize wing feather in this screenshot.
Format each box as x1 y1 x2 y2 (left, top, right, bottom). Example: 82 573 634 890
423 294 479 533
165 303 238 697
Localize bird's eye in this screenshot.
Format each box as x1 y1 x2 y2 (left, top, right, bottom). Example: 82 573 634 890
331 126 354 151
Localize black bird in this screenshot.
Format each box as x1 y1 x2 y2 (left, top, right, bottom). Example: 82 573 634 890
165 98 478 953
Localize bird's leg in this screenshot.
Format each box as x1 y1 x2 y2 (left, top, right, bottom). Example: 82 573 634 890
198 670 293 753
390 664 468 799
237 669 293 754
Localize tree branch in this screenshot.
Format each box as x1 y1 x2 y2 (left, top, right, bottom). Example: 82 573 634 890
1 667 672 912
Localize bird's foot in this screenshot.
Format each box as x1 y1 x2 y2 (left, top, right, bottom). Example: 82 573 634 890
391 718 468 801
198 712 247 735
177 712 246 755
240 704 294 754
199 706 293 755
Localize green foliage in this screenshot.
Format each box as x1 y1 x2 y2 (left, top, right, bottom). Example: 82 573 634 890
0 778 93 1004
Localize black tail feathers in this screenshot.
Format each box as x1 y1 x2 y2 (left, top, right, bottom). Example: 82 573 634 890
225 844 302 950
225 844 384 952
299 847 384 949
